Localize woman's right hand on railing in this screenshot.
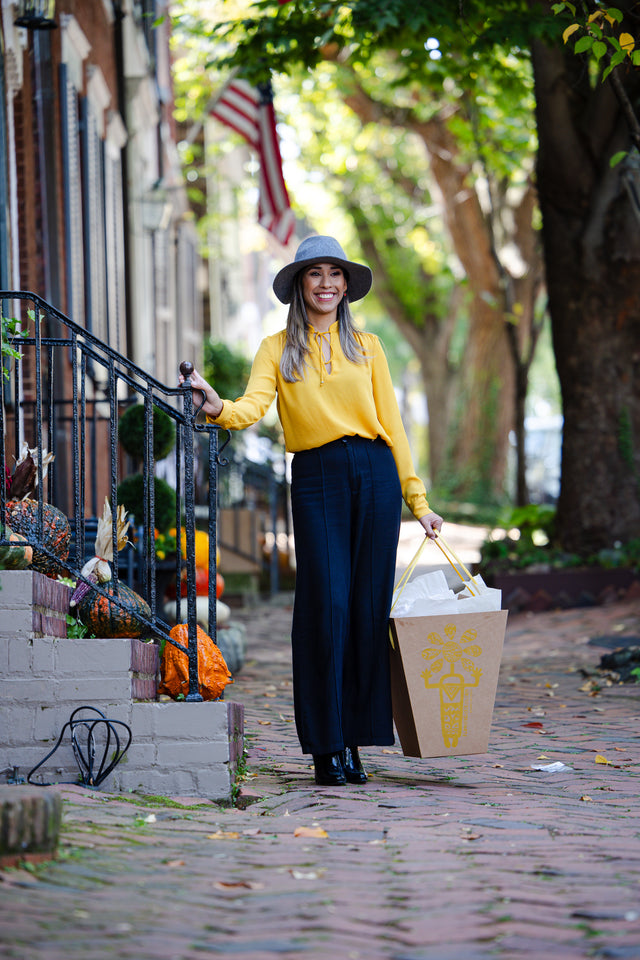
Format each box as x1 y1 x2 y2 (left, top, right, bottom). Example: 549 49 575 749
179 363 224 419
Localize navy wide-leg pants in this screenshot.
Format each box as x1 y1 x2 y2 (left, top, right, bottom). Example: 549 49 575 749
290 435 402 755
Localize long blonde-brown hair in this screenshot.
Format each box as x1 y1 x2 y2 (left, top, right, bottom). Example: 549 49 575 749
280 271 368 383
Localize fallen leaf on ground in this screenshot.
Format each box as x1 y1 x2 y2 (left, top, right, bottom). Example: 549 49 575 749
213 880 264 891
595 754 613 765
580 796 593 802
294 826 328 839
460 828 481 841
164 859 185 867
493 764 504 768
382 748 401 754
263 692 277 698
257 720 271 725
207 831 241 840
536 754 549 760
523 722 545 728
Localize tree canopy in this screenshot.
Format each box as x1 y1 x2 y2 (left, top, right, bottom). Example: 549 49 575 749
173 0 640 552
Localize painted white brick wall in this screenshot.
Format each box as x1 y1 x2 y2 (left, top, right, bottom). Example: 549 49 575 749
0 576 242 802
0 656 236 800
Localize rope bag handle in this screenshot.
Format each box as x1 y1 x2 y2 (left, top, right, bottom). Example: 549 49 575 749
391 530 481 614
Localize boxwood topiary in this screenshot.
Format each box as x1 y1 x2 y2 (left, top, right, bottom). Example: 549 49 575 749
118 404 176 462
117 474 177 534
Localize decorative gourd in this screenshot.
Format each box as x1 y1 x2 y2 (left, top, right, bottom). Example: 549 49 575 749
0 527 33 570
158 623 233 700
5 444 70 579
178 567 212 598
215 622 246 675
71 498 144 637
172 527 212 568
69 498 130 608
167 567 223 600
6 498 70 578
77 582 151 638
163 597 230 629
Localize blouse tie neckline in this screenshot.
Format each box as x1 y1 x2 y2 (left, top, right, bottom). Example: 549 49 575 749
314 329 332 384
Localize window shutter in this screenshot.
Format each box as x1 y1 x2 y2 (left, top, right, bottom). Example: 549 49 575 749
80 96 107 347
104 140 126 356
59 62 85 326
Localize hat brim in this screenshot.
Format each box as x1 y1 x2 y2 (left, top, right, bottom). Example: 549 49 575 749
273 255 372 304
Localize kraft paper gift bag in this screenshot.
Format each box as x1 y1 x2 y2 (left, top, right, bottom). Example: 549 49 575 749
389 534 507 759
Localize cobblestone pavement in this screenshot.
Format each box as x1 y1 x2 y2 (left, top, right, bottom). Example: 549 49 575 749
2 524 640 960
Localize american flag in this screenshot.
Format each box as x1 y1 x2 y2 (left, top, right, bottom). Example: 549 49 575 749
210 79 295 246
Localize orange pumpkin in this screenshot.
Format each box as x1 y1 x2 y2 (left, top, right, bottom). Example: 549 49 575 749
172 567 210 598
158 623 233 701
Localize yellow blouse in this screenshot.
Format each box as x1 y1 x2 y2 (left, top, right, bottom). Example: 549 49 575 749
207 322 431 519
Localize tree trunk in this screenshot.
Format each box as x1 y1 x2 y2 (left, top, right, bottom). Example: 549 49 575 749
351 208 457 486
342 84 515 501
413 115 514 501
532 40 640 552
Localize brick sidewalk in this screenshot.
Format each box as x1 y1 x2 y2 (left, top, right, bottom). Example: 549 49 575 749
1 587 640 959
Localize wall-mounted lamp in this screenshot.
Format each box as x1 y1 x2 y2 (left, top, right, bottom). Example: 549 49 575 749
140 182 173 233
14 0 57 29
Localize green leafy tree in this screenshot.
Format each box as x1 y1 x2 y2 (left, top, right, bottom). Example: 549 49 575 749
175 0 640 554
173 2 545 505
204 340 251 400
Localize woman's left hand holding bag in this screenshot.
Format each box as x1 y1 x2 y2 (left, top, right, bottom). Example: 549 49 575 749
419 512 443 539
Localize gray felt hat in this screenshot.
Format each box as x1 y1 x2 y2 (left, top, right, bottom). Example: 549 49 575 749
272 235 373 304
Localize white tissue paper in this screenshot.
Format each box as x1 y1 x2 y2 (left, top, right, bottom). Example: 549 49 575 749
392 569 502 617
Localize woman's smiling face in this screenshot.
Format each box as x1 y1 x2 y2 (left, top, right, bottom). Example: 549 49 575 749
301 262 348 326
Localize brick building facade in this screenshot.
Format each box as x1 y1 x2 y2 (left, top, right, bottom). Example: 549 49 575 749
0 0 203 515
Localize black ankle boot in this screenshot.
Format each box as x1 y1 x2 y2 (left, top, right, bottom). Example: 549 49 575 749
342 746 368 784
313 752 346 786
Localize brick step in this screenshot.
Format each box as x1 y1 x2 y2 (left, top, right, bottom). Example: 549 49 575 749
0 571 244 801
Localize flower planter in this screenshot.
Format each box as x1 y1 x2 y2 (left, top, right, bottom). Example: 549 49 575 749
485 567 640 612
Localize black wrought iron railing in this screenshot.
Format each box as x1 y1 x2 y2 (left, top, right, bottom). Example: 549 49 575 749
0 291 231 701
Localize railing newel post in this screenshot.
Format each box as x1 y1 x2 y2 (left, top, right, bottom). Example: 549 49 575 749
179 361 202 702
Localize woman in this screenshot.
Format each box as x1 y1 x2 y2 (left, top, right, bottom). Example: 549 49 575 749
182 236 443 786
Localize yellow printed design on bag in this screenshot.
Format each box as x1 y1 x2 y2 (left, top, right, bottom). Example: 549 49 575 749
420 624 483 749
